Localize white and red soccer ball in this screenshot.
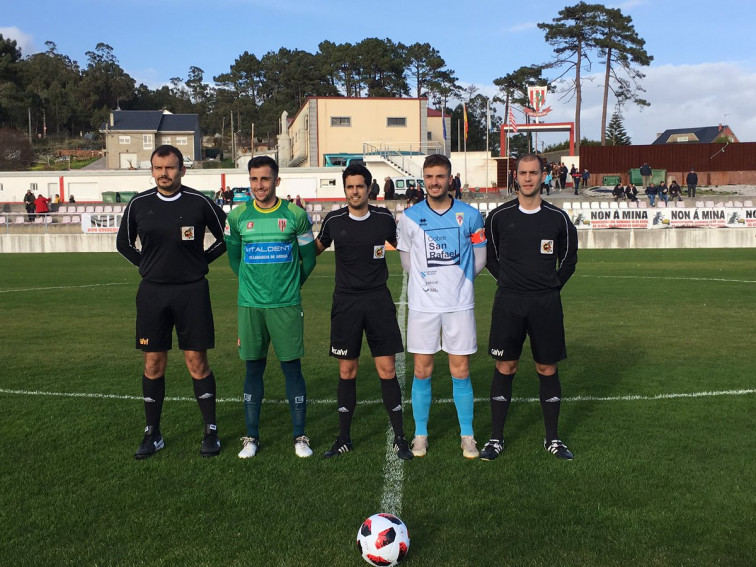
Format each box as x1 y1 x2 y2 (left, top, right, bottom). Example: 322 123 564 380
356 513 410 566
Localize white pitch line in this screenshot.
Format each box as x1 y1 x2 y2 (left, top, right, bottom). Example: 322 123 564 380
380 270 409 517
577 274 756 284
0 282 133 294
0 274 405 294
0 388 753 405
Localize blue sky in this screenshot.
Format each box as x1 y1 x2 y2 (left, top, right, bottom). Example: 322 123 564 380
4 0 756 145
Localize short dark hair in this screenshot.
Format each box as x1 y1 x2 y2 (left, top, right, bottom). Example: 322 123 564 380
342 163 372 187
516 153 544 173
248 155 279 178
423 153 452 176
151 144 183 169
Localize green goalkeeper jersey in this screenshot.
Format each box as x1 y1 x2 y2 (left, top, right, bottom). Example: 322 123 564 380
225 198 315 308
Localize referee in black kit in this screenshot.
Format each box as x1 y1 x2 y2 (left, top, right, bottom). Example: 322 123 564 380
117 144 227 459
479 153 578 461
315 163 413 461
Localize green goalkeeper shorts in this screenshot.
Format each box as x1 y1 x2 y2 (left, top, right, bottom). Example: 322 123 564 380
237 304 305 361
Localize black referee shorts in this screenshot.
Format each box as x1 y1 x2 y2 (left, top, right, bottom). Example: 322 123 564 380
330 287 403 360
135 278 215 352
488 288 566 365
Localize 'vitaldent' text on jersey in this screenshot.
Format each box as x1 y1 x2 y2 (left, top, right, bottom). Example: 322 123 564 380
317 205 396 294
225 198 314 308
397 198 485 313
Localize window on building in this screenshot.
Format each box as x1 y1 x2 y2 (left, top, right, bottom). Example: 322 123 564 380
161 137 171 145
331 117 351 127
387 117 407 127
143 134 153 150
119 136 131 144
175 136 188 145
320 178 337 187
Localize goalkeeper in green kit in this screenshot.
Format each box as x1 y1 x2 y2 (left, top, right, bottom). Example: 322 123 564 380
225 156 317 459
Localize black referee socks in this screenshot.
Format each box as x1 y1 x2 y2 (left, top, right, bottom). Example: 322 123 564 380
490 369 514 441
193 372 217 427
538 371 562 442
142 374 165 429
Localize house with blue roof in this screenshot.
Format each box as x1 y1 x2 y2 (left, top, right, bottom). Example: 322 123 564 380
651 124 738 145
100 110 201 169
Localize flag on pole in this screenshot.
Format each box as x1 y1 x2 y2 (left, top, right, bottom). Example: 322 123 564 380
509 108 518 133
442 112 447 140
463 103 468 141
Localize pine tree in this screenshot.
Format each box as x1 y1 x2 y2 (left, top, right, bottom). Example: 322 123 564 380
605 109 631 145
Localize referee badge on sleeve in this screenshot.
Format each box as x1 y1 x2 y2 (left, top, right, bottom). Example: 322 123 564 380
541 240 554 254
182 226 195 240
373 245 385 259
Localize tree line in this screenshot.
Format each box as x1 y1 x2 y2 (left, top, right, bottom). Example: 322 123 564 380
0 2 650 164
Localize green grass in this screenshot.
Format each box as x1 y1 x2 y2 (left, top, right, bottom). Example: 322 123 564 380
0 250 754 566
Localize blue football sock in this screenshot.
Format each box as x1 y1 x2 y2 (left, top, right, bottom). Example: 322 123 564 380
281 359 307 438
452 376 475 436
411 376 432 436
243 359 266 438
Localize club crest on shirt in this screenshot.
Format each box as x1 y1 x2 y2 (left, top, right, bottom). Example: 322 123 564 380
224 221 230 236
182 226 195 240
456 212 464 226
278 219 287 232
246 221 255 230
541 239 554 254
373 245 385 259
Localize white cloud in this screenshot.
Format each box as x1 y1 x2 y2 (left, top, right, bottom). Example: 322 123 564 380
0 26 36 56
508 22 539 33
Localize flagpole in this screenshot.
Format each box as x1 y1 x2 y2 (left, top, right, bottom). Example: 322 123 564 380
485 99 490 191
463 103 468 192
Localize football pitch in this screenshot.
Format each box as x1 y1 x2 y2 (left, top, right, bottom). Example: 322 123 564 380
1 249 754 566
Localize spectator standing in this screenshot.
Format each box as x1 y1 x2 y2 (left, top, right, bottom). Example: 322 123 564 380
116 144 227 460
543 171 552 196
34 194 51 215
69 195 76 203
383 177 396 200
24 190 35 221
552 164 562 191
581 169 590 189
369 179 380 200
294 194 306 209
559 163 568 192
480 153 578 461
640 162 652 190
686 168 698 198
570 165 581 195
453 173 463 199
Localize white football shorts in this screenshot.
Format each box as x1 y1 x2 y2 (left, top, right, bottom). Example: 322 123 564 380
406 308 477 355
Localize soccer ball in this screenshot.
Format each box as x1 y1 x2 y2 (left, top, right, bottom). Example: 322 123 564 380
356 513 410 566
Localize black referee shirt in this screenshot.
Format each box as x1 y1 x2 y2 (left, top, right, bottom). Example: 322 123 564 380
318 205 397 294
116 186 227 284
484 199 578 294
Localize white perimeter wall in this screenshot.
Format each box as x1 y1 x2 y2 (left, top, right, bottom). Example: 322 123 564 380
2 229 754 254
